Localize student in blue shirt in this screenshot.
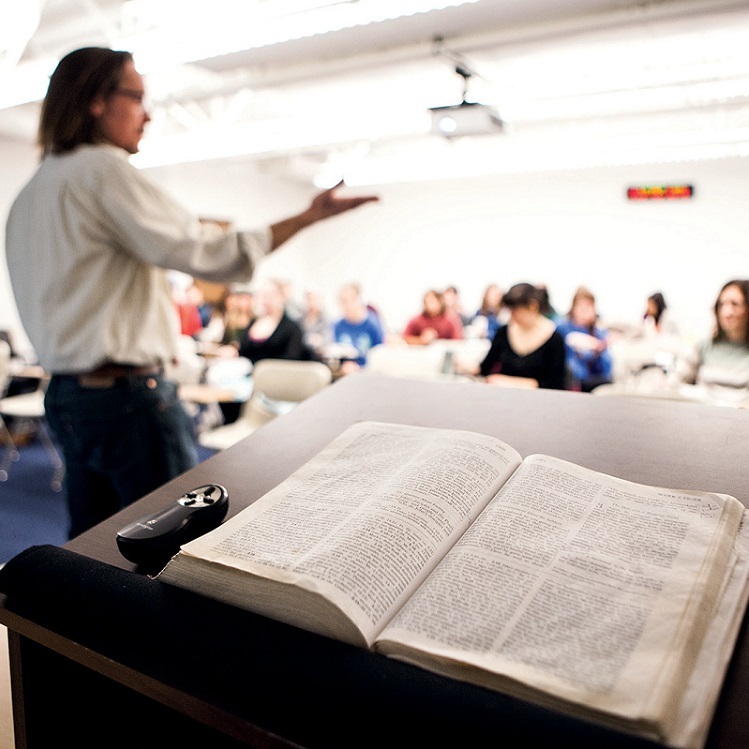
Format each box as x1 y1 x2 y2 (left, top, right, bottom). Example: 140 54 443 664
556 286 613 392
332 283 384 375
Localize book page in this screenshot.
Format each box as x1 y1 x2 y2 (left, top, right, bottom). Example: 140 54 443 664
376 454 747 746
160 421 523 646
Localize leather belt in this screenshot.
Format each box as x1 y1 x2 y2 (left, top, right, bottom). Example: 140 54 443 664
56 363 163 388
85 363 162 378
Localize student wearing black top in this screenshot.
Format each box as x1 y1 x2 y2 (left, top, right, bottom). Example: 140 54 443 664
237 279 309 364
476 282 567 390
210 279 312 425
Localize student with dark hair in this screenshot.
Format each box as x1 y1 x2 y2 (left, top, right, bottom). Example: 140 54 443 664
645 292 668 329
642 291 680 338
674 279 749 395
473 282 567 389
4 47 378 538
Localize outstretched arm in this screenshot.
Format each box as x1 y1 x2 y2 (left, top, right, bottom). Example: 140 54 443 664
269 181 379 250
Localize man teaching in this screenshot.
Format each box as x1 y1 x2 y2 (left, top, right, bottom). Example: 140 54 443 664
5 47 378 538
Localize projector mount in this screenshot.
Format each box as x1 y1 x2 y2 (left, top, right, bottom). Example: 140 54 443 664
432 36 484 106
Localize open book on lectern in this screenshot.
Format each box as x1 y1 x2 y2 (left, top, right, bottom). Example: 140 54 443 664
157 420 749 749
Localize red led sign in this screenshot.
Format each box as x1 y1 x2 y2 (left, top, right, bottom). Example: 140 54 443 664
627 185 694 200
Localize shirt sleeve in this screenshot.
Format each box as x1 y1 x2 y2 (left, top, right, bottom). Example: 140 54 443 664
370 319 384 347
93 149 271 282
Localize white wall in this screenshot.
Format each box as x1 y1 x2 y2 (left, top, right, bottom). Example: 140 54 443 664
2 142 748 359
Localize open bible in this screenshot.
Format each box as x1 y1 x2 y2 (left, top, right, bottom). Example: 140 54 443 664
157 421 749 749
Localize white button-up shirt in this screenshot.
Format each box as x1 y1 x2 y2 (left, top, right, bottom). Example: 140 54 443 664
5 143 271 373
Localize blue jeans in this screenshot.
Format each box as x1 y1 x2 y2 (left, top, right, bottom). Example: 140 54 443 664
45 372 198 539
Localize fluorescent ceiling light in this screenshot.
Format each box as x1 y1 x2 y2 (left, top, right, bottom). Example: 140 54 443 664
120 0 481 72
0 0 480 110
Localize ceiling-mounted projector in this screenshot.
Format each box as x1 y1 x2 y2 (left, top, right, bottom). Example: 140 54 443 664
429 100 503 138
428 43 503 139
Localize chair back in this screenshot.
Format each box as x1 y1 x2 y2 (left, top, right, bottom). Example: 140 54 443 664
197 359 332 451
251 359 332 403
366 343 445 378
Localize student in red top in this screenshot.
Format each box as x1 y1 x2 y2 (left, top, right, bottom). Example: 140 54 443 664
403 289 464 345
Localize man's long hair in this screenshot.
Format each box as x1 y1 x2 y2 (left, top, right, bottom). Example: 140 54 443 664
38 47 132 157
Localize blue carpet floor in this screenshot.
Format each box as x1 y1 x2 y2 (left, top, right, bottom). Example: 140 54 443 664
0 434 215 565
0 439 68 564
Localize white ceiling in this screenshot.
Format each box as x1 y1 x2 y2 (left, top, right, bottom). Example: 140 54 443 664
2 0 749 183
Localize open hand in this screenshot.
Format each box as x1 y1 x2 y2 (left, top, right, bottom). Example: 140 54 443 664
270 180 379 249
305 180 379 223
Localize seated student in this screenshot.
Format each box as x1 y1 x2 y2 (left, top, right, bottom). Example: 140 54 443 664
471 282 567 390
403 289 463 345
171 275 204 338
236 279 309 364
642 291 679 337
212 279 310 423
470 283 504 340
673 279 749 396
278 278 304 322
225 286 256 341
300 287 331 358
203 284 256 350
556 286 613 392
332 282 384 375
442 285 472 326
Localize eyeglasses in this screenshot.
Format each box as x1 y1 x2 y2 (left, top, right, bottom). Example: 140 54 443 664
112 88 149 107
